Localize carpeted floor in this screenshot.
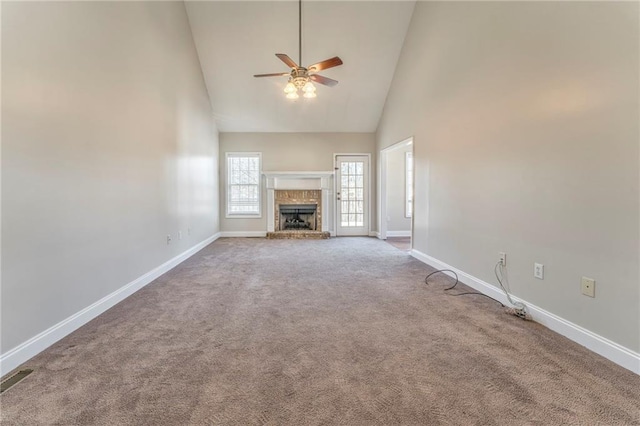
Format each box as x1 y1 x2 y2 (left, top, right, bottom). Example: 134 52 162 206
1 237 639 425
385 236 411 251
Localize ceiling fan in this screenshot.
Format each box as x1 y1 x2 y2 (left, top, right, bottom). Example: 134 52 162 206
253 0 343 99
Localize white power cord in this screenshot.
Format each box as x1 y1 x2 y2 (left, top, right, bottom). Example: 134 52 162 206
495 261 530 320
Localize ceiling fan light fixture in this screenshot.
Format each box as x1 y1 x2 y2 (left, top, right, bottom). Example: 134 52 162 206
303 90 317 99
286 91 299 100
302 81 316 93
284 81 297 94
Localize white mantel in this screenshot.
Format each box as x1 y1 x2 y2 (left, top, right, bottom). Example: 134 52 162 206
263 171 334 190
263 171 334 233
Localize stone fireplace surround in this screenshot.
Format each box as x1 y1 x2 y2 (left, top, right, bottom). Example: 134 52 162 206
263 171 333 238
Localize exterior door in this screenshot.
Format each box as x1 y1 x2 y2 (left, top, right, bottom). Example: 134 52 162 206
336 155 369 236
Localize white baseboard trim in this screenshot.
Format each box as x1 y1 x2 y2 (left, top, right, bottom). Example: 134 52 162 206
410 249 640 375
369 231 380 238
387 230 411 237
219 231 267 238
0 233 221 377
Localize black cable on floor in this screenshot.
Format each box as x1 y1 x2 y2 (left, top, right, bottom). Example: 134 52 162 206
425 269 459 290
424 270 504 307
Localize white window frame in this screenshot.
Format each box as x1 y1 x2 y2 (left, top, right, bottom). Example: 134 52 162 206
405 151 413 218
225 152 262 218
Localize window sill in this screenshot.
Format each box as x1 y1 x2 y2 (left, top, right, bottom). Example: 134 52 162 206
226 214 263 219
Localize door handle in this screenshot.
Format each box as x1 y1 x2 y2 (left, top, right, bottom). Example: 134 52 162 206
337 192 341 201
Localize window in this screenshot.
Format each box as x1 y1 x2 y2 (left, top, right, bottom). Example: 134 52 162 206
405 152 413 218
226 153 261 217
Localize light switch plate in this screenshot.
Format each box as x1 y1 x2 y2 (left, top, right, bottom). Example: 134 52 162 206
581 277 595 298
534 263 544 280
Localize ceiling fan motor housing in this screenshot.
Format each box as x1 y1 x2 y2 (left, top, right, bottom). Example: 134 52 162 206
291 67 310 88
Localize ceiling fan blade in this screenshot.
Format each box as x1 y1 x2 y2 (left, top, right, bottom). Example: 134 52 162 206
254 73 290 78
275 53 298 69
307 57 343 73
310 74 338 87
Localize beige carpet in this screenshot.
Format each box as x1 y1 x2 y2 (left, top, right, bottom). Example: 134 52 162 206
385 236 411 251
1 237 639 425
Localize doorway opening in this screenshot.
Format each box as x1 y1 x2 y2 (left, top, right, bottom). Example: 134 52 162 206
380 137 413 250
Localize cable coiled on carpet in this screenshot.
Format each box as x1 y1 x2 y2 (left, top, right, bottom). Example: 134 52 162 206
424 269 504 307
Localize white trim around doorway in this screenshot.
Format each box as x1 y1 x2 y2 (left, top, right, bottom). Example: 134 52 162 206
379 137 414 242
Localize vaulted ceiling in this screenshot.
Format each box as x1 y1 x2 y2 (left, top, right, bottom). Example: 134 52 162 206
185 1 415 132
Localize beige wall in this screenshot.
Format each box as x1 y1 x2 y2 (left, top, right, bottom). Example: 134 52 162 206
219 133 376 233
1 2 219 354
377 2 639 351
386 145 412 233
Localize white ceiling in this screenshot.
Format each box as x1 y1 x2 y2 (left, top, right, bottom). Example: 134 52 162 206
185 1 415 133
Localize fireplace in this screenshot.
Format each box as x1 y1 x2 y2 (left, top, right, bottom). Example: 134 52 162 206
269 189 329 239
263 171 333 239
279 204 318 231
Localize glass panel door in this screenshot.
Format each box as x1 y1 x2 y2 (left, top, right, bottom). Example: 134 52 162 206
336 155 369 236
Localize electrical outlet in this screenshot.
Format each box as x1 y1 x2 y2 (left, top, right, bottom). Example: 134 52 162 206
499 252 507 266
534 263 544 280
581 277 595 298
167 235 172 245
178 231 182 240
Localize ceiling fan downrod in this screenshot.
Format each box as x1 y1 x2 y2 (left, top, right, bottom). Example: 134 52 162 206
299 0 302 66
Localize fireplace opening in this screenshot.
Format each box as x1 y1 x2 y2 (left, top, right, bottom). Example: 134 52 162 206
279 204 317 231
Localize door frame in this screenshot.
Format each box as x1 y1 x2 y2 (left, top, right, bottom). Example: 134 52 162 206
333 153 372 237
379 137 413 242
